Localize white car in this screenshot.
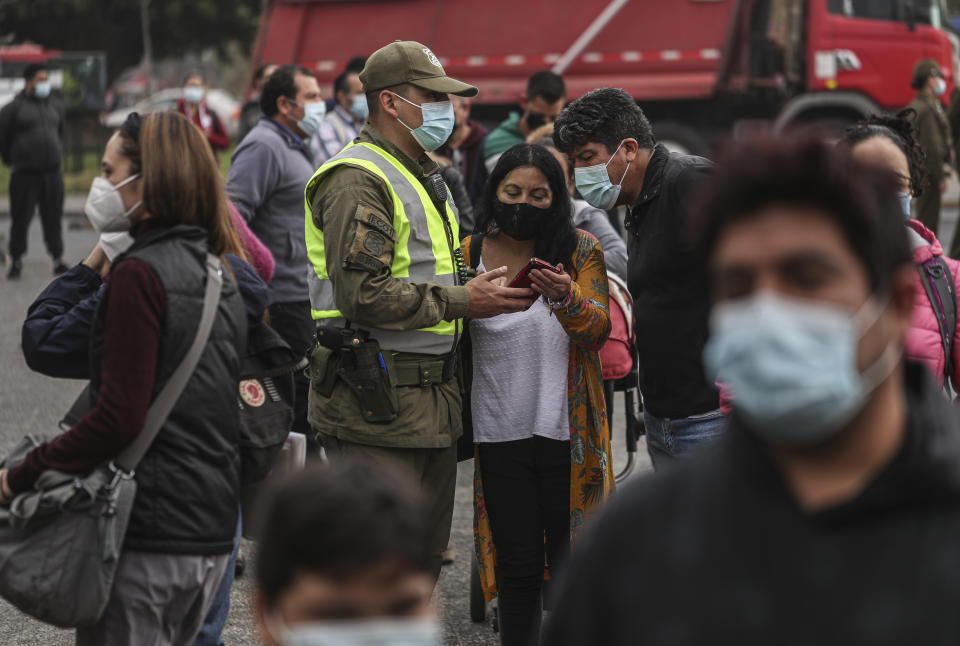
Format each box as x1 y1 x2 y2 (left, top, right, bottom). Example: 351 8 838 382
102 87 240 138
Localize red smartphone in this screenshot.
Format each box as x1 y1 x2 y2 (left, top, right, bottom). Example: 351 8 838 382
508 257 561 288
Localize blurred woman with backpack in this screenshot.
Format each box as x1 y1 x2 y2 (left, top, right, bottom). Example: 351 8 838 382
842 110 960 391
462 143 614 646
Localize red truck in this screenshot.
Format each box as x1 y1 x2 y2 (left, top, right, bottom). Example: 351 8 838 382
253 0 958 153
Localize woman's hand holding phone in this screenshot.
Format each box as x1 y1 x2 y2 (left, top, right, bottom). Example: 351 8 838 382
529 263 571 302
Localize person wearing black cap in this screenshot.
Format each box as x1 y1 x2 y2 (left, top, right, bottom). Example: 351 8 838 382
907 58 952 236
303 40 536 580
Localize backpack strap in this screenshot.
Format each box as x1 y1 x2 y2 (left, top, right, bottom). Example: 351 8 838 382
918 256 957 381
468 234 485 271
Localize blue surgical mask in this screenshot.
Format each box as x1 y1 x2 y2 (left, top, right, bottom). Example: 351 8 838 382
268 616 441 646
574 140 631 210
934 77 948 97
183 86 204 104
350 94 369 121
391 92 454 152
34 81 51 99
898 192 912 219
704 291 900 445
295 100 327 136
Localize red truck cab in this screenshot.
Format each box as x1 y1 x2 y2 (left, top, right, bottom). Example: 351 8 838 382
253 0 959 153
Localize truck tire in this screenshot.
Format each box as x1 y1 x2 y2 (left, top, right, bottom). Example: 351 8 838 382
653 121 708 157
470 556 486 622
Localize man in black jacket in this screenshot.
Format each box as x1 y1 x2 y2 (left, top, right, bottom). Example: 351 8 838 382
542 135 960 645
0 63 67 279
554 88 720 468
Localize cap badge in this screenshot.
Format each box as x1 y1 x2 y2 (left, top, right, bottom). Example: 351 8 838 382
422 48 442 68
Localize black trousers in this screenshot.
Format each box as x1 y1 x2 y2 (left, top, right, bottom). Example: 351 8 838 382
478 436 570 646
267 300 313 439
8 169 64 260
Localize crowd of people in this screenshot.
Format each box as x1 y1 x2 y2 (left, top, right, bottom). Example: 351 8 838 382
4 38 960 646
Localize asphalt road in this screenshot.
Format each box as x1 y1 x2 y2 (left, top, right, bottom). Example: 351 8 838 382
0 221 650 645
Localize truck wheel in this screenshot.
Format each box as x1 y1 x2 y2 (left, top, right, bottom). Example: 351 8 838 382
653 122 708 157
470 556 486 622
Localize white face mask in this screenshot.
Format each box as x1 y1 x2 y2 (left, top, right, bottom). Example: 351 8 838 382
934 77 948 97
84 174 142 234
99 232 134 262
184 85 205 104
269 616 441 646
296 101 327 136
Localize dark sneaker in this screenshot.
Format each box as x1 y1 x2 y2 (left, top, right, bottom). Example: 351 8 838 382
7 259 22 280
53 260 69 275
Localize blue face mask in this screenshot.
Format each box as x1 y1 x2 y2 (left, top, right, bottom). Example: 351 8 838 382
34 81 52 99
704 291 900 445
391 92 454 152
294 100 327 136
898 192 912 219
573 140 631 210
183 85 204 105
349 94 369 121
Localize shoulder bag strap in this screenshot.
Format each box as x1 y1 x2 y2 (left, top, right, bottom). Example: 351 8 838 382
114 254 223 472
918 256 958 380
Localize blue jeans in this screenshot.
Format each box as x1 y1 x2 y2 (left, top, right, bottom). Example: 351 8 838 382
643 409 727 470
192 512 242 646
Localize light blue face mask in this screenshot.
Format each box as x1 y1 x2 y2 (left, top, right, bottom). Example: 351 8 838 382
898 192 912 220
574 140 631 210
34 81 52 99
390 92 454 152
269 616 441 646
294 100 327 136
704 291 900 446
183 85 204 105
350 94 369 121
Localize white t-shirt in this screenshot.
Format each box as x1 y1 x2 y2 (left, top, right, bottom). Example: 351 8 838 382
470 261 570 443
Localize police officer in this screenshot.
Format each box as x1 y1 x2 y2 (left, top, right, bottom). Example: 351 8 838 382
907 58 952 238
304 40 536 579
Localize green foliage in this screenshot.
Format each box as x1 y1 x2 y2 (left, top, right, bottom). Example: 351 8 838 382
0 0 261 84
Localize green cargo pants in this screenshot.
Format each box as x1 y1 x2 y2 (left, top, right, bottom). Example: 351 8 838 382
319 435 456 582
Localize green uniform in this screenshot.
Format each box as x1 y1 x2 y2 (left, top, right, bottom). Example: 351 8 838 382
304 124 468 575
908 92 952 236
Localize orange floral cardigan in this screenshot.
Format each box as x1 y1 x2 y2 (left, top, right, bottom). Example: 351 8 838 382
462 229 616 602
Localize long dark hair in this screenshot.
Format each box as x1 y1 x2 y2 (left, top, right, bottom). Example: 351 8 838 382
474 143 578 276
841 109 927 198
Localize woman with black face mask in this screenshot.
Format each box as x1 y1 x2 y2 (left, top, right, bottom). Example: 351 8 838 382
462 143 614 646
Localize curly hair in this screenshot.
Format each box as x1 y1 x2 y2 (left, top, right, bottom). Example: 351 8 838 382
474 143 579 278
840 109 927 198
553 87 655 155
690 133 911 296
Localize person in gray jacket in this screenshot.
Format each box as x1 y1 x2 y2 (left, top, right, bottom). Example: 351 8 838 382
226 64 322 439
537 137 627 279
0 63 67 279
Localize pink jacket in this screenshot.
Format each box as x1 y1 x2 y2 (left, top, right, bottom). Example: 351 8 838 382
904 219 960 389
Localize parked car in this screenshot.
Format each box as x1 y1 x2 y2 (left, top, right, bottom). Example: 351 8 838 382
102 87 240 138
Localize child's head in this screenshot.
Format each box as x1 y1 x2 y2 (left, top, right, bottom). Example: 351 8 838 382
254 460 438 645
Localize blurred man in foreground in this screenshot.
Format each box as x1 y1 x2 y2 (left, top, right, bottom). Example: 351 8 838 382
543 134 960 644
254 460 439 646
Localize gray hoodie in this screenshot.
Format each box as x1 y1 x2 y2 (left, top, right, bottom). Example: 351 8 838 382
227 118 317 304
571 198 627 280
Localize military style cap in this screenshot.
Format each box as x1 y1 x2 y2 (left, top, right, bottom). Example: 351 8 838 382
913 58 942 87
360 40 478 97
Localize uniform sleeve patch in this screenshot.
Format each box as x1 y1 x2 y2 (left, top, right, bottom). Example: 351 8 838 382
354 204 397 241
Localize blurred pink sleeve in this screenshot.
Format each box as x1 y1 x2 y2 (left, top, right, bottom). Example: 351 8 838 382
227 199 275 284
717 381 733 417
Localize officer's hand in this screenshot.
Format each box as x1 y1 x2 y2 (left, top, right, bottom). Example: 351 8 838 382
465 266 537 319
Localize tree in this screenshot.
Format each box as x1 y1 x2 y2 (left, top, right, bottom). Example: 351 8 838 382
0 0 261 85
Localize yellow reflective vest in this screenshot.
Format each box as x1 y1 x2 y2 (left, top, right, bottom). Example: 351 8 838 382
304 142 461 355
